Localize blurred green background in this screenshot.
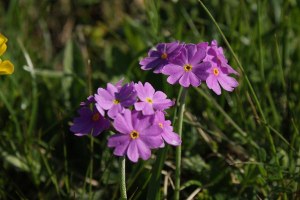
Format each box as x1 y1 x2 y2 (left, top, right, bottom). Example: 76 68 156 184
0 0 300 199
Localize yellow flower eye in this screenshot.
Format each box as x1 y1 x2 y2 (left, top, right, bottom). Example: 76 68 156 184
130 130 139 139
184 64 193 72
213 68 219 76
146 97 153 104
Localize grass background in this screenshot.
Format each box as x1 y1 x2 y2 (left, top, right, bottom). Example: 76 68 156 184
0 0 300 199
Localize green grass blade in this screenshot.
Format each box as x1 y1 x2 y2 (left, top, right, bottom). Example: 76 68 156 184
18 39 38 137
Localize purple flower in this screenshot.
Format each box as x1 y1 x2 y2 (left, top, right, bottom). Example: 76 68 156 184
140 41 183 73
205 64 239 95
204 40 239 95
95 82 137 119
134 82 174 115
162 44 211 87
70 107 110 136
204 40 238 75
108 109 163 162
154 111 181 146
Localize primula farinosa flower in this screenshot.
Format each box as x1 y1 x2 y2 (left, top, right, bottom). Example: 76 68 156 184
95 81 137 119
108 109 163 162
204 40 239 95
162 43 211 87
140 41 183 73
70 106 110 136
0 33 14 75
205 63 239 95
205 40 238 75
134 82 174 115
154 111 181 146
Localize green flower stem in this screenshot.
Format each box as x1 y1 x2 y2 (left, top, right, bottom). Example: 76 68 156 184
174 87 188 200
119 156 127 200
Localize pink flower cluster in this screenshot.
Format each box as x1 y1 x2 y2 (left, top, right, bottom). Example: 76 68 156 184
70 80 181 162
140 40 239 95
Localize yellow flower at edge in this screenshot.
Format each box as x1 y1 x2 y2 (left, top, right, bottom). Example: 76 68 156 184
0 33 8 56
0 60 14 75
0 33 14 75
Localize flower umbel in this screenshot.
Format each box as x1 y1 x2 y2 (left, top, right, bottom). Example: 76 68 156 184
204 40 239 95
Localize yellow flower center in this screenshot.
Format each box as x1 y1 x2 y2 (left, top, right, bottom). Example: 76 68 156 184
92 113 100 121
184 64 192 72
146 97 153 104
213 67 219 76
130 130 139 139
161 53 168 59
113 99 120 104
158 123 163 128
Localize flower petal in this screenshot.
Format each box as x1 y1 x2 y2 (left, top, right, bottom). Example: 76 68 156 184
140 134 164 149
144 82 155 98
141 125 162 136
95 88 114 110
190 46 206 65
142 103 155 115
132 112 152 132
140 57 163 71
153 99 173 111
106 83 118 95
108 134 129 147
188 72 201 87
136 139 151 160
91 118 110 136
153 91 167 100
107 104 123 119
161 64 183 75
108 134 130 156
210 77 221 95
218 74 239 92
179 72 190 87
193 62 210 81
206 75 215 90
186 44 197 62
127 140 139 162
162 131 182 146
113 110 133 134
135 82 154 101
134 101 146 111
114 140 130 156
